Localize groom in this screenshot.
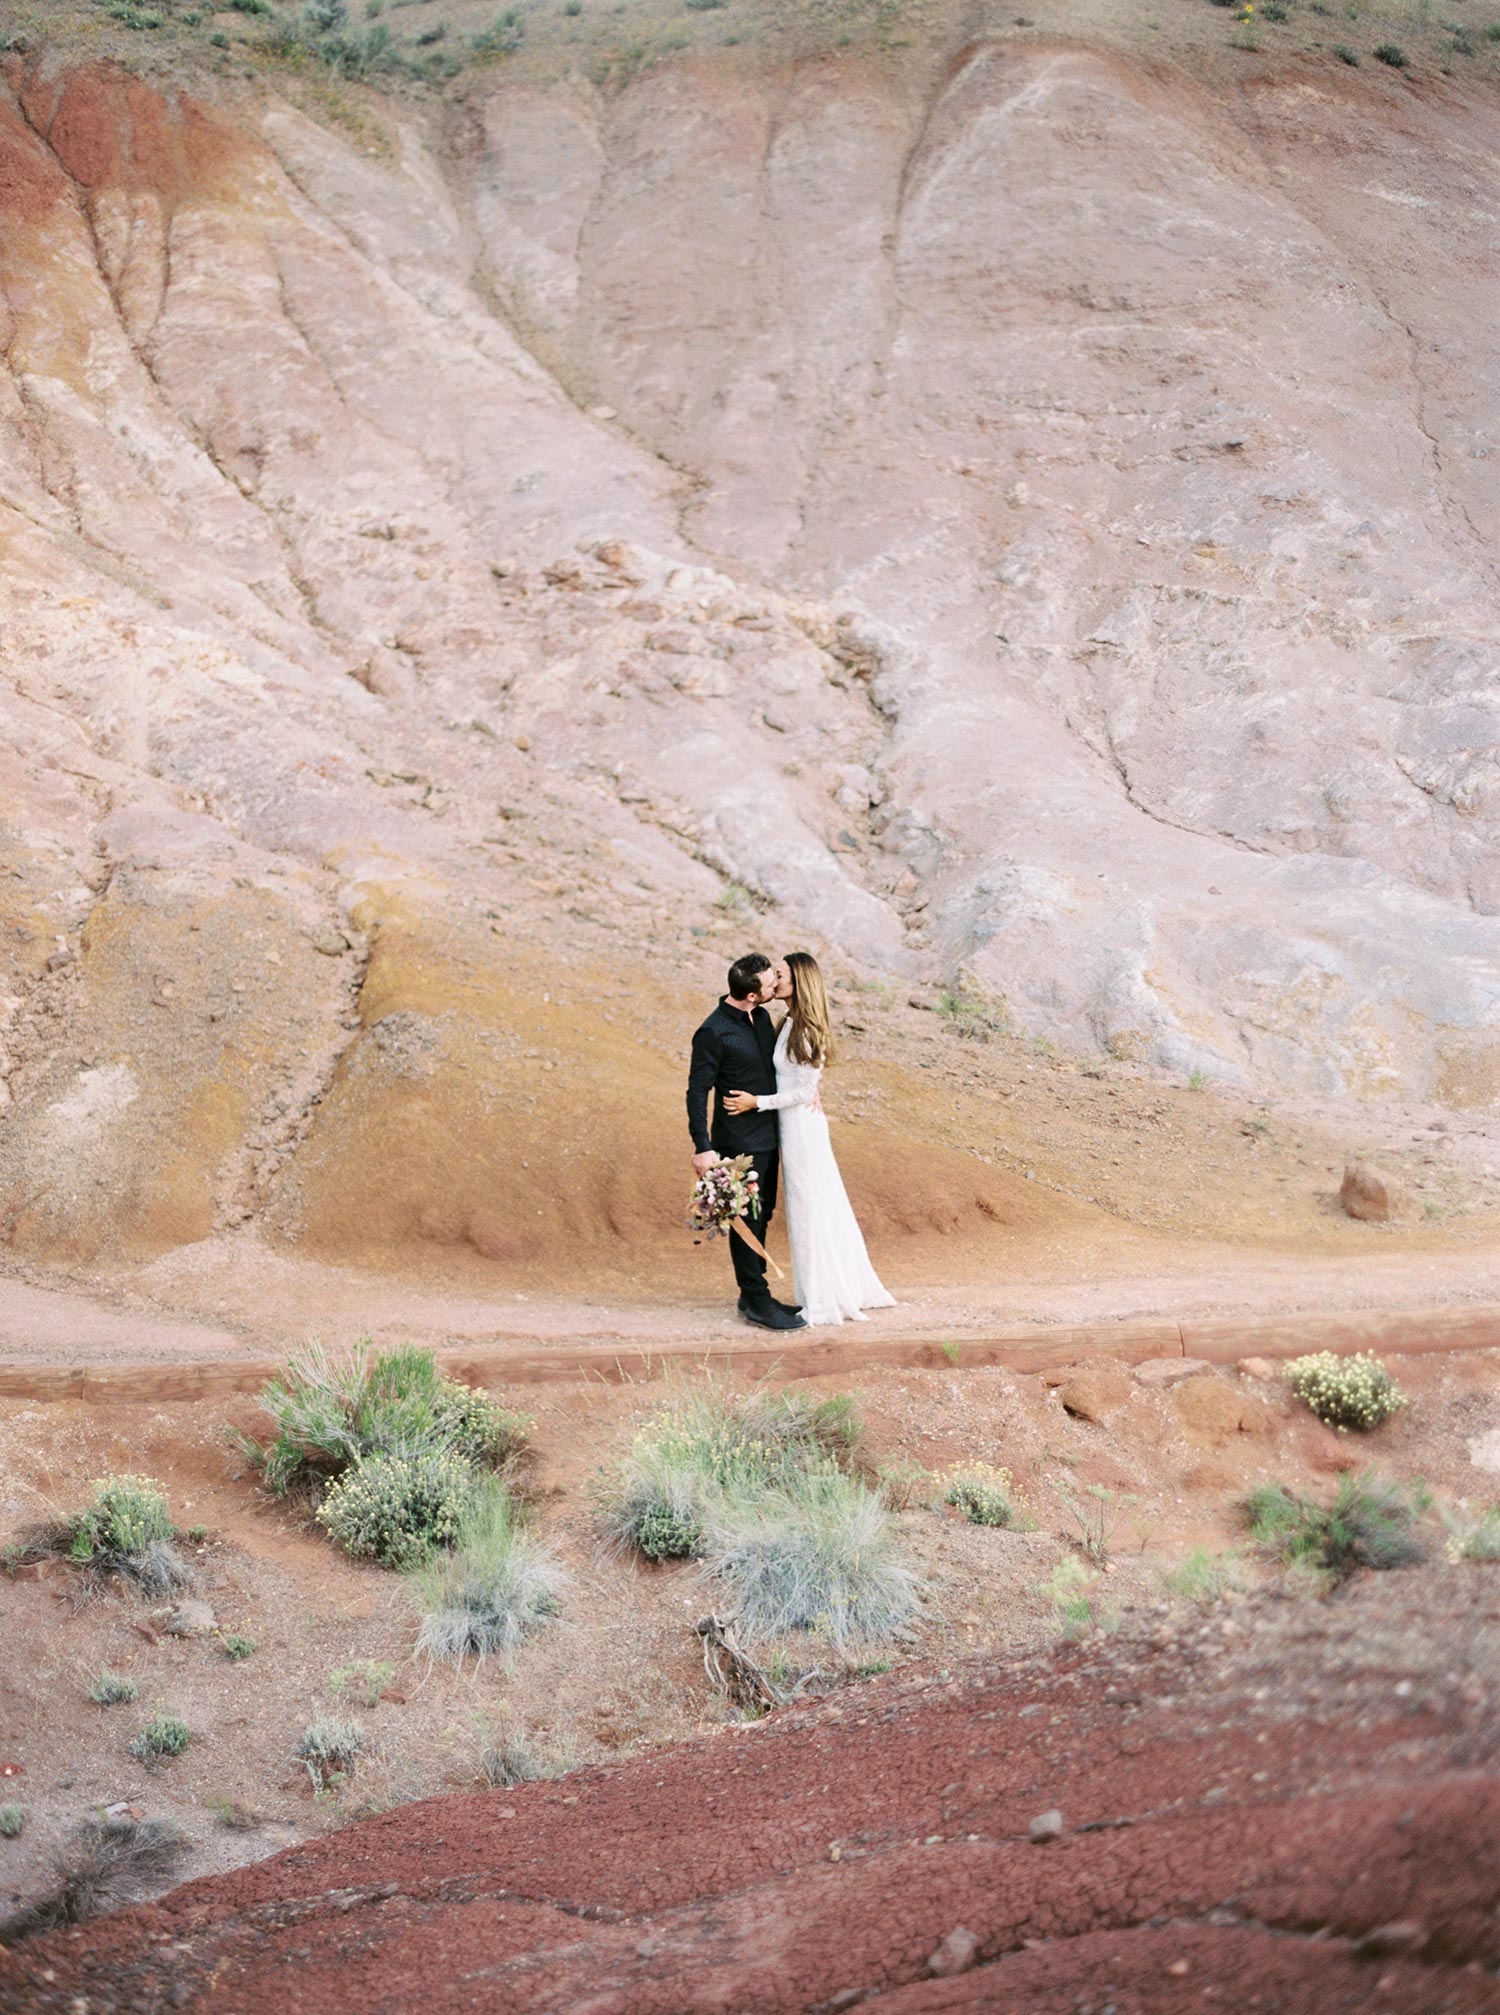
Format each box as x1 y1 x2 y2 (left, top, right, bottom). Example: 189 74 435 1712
687 953 806 1332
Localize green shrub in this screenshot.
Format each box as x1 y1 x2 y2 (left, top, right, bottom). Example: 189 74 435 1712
220 1635 256 1662
1444 1503 1500 1563
473 7 525 52
297 1719 362 1788
700 1469 919 1646
409 1482 563 1663
244 1340 530 1495
599 1385 861 1560
228 0 272 12
1333 41 1359 59
1286 1351 1404 1431
940 1462 1019 1528
1374 40 1408 62
564 1 583 12
0 1805 22 1838
1245 1474 1428 1582
130 1715 192 1762
316 1445 475 1567
87 1670 138 1706
67 1476 188 1595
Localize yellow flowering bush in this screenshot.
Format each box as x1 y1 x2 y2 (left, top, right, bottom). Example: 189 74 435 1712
940 1462 1021 1529
1285 1351 1405 1432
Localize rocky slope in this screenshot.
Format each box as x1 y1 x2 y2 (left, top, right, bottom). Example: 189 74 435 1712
2 24 1499 1281
7 1565 1499 2013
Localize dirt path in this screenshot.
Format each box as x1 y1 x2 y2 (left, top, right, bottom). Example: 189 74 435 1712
3 1235 1498 1397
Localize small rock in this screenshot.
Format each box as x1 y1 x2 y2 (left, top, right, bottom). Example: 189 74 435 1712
1339 1163 1413 1223
1354 1921 1427 1960
1056 1366 1133 1423
926 1926 980 1977
1299 1420 1359 1475
1174 1377 1275 1445
1028 1808 1064 1843
1238 1356 1280 1381
309 930 349 956
588 403 617 421
1133 1357 1213 1388
161 1599 216 1637
1166 1958 1191 1976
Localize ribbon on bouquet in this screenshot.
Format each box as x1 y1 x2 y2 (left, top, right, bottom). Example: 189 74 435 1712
729 1214 786 1279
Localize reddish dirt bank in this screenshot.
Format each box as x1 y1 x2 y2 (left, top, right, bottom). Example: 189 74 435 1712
7 1569 1498 2014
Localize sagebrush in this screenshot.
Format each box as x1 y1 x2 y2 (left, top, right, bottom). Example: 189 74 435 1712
0 1818 184 1943
409 1482 564 1664
700 1468 919 1647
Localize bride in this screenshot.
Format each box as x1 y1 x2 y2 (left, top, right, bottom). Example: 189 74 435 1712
722 952 895 1327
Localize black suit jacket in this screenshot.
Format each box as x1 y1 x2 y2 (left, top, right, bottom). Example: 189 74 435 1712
686 999 780 1157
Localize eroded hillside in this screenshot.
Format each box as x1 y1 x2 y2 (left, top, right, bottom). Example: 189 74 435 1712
2 10 1500 1291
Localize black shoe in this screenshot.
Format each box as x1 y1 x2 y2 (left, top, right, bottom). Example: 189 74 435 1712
771 1296 804 1318
738 1297 807 1332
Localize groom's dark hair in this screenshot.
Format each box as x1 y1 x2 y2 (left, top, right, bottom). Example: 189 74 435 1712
727 952 771 1000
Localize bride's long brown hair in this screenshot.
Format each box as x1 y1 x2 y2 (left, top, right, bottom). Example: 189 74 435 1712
784 950 834 1068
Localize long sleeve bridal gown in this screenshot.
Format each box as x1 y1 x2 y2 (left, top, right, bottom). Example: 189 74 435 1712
755 1021 895 1326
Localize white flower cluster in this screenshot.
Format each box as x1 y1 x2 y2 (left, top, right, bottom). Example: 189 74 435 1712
317 1446 473 1566
1286 1350 1405 1432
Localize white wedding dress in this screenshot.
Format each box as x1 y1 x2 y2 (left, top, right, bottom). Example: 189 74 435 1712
756 1021 895 1326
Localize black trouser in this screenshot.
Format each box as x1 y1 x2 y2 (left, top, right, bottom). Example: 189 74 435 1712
728 1149 780 1304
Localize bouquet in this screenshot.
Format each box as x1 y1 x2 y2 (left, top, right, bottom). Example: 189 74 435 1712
688 1154 761 1241
688 1154 784 1276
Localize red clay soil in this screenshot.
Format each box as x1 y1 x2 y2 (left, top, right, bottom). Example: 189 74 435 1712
6 1569 1499 2015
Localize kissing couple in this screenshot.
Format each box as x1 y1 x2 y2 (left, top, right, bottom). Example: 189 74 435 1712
686 950 895 1332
